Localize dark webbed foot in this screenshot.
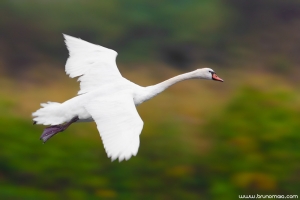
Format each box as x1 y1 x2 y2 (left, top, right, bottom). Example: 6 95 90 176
40 125 65 143
40 116 79 143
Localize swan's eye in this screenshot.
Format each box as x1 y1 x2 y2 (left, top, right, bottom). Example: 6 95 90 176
209 71 214 74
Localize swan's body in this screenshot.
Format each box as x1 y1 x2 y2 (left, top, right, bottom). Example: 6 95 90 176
32 34 223 162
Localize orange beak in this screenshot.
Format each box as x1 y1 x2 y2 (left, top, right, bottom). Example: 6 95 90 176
212 73 224 82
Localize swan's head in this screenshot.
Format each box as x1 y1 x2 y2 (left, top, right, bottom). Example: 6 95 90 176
195 68 224 82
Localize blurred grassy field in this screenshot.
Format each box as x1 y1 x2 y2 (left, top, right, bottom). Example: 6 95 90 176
0 63 299 199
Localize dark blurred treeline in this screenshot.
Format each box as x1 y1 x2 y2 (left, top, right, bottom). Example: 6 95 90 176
1 0 300 71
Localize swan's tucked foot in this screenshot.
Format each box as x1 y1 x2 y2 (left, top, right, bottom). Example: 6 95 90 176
40 125 65 143
40 116 79 143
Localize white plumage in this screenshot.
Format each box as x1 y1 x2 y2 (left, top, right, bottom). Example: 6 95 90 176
32 34 223 162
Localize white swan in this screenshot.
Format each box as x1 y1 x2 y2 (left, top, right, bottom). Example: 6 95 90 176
32 34 223 162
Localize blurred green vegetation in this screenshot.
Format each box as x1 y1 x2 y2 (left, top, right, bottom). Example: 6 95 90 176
204 87 300 198
0 0 300 199
1 0 300 66
1 77 299 199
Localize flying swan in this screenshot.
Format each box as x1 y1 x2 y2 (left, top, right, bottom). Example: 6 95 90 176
32 34 223 162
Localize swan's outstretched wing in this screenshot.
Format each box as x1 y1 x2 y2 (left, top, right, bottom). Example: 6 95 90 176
63 34 122 95
85 94 144 162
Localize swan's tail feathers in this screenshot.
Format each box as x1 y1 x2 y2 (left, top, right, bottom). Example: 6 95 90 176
32 102 64 125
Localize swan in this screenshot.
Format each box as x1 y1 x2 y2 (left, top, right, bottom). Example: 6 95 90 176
32 34 223 162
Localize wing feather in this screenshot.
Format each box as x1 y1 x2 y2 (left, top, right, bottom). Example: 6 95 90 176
84 95 144 162
63 34 122 94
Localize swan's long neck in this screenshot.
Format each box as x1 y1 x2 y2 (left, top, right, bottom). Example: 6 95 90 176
137 71 199 104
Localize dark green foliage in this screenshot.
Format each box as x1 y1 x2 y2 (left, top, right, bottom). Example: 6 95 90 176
0 0 246 64
1 86 299 199
1 0 299 69
0 104 208 199
204 87 300 197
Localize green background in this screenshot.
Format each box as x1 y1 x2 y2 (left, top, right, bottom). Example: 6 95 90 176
0 0 299 199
